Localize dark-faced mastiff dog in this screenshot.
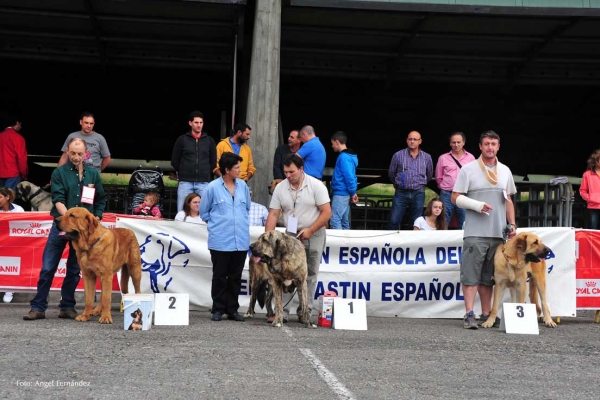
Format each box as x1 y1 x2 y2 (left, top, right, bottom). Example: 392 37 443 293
244 256 275 320
249 230 315 328
16 181 53 211
56 207 142 324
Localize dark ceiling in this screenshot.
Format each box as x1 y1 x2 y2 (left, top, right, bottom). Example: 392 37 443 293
2 0 599 86
1 0 599 179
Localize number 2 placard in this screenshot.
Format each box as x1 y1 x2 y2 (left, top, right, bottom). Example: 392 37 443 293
501 303 539 335
332 298 368 330
154 293 189 326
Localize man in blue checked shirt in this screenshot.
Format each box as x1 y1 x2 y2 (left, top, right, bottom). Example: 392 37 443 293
387 130 434 230
249 188 268 226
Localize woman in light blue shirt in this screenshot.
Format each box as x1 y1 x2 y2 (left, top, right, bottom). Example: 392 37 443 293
200 152 250 322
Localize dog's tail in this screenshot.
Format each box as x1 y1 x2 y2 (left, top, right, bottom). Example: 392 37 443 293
257 281 270 309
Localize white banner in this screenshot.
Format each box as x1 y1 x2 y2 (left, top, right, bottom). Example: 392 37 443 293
116 217 576 318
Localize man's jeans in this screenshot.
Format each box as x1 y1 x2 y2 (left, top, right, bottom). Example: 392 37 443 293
30 222 80 312
386 187 425 230
0 176 20 190
330 195 351 230
440 189 465 229
177 181 208 212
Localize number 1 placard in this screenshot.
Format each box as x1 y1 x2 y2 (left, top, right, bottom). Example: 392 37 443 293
501 303 539 335
332 298 367 330
154 293 189 326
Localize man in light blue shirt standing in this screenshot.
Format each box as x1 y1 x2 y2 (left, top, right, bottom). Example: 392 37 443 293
296 125 326 179
200 152 250 323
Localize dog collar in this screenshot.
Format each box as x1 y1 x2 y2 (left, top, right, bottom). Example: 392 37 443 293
28 187 46 202
79 232 106 252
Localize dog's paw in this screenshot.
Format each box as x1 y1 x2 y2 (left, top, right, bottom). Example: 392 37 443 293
91 306 102 316
306 322 317 329
272 321 283 328
480 319 494 329
98 315 113 324
544 318 557 328
75 314 90 322
243 311 253 318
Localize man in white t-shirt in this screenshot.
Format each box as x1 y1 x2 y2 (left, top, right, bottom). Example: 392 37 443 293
451 130 517 330
265 154 331 323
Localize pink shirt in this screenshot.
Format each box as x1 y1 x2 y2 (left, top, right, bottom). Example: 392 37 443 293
580 170 600 209
435 150 476 191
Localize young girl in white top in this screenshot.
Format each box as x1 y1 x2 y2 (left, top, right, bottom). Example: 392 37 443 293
413 197 447 231
174 192 204 224
1 187 24 303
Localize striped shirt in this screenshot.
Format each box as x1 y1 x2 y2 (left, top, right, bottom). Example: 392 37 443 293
388 148 433 190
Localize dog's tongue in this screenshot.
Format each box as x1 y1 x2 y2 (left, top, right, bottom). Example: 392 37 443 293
58 231 66 236
253 256 262 264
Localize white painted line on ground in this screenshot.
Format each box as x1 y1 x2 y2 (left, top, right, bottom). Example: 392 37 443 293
299 348 356 400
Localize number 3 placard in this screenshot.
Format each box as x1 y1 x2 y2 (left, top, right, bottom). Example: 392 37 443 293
332 298 368 330
500 303 539 335
154 293 190 326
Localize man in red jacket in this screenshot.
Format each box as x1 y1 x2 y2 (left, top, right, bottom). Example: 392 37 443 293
0 113 28 190
0 113 28 304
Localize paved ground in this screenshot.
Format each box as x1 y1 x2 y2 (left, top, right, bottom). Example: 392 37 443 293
1 293 599 400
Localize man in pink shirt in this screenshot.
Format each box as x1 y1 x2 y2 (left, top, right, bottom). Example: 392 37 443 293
435 131 475 229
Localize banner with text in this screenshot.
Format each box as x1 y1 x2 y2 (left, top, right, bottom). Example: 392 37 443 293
115 218 577 318
0 212 130 292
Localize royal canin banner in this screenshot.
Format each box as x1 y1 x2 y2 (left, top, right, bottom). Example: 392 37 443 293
1 212 592 317
574 229 600 309
0 212 143 293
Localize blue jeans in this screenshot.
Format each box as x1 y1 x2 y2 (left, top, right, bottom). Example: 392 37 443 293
589 209 600 230
30 222 80 312
330 195 351 229
0 176 21 190
440 189 465 229
177 181 208 212
386 187 425 230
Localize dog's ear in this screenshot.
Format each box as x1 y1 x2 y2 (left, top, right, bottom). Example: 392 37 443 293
515 235 527 251
86 211 99 234
274 237 281 259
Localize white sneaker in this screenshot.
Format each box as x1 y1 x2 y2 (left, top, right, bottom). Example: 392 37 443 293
3 292 14 303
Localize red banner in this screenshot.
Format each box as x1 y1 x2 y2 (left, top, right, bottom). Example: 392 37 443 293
0 212 133 293
575 229 600 309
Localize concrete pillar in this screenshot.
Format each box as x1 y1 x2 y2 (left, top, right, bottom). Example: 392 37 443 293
245 0 281 209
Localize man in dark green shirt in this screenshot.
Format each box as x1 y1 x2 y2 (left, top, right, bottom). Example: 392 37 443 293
24 138 106 321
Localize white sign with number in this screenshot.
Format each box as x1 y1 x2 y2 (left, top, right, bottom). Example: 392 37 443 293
332 298 368 330
500 303 539 335
154 293 189 325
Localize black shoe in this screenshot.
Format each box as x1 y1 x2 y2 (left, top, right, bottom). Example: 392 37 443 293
23 310 46 321
211 311 223 321
227 312 245 322
478 314 501 328
58 309 78 319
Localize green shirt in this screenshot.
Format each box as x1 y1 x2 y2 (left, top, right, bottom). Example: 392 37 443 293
50 161 106 219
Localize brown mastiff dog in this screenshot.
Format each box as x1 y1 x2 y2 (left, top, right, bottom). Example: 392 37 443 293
56 207 142 324
249 230 315 328
481 232 557 328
